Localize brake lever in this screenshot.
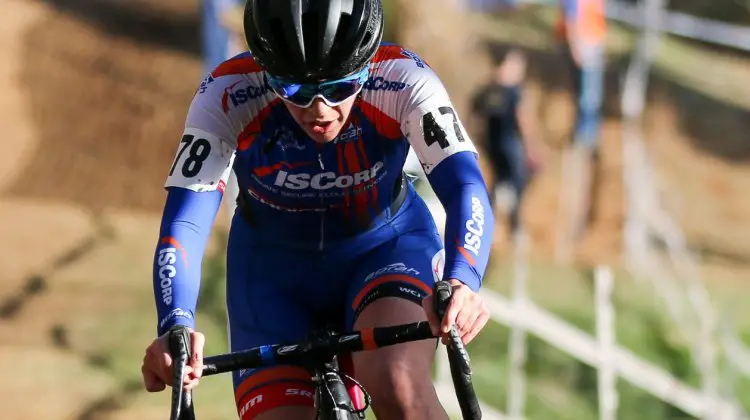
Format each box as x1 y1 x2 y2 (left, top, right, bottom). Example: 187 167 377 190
433 280 452 321
432 280 481 419
168 326 195 420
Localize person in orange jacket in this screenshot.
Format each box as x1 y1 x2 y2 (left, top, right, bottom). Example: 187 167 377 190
556 0 607 152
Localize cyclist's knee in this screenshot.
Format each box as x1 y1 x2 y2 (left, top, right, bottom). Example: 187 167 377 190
355 352 440 419
253 406 315 420
352 298 446 419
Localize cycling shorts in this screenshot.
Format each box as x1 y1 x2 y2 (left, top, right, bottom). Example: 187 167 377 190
226 191 444 419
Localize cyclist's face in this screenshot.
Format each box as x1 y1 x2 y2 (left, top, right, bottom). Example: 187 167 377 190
284 96 356 143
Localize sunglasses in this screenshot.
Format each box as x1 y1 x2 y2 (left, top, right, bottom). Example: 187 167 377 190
266 65 370 108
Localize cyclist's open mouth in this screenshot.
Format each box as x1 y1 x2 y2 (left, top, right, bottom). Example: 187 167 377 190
310 121 334 134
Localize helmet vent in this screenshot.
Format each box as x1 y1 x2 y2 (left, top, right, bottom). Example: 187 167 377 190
359 31 373 54
302 11 319 67
269 22 290 66
332 14 351 55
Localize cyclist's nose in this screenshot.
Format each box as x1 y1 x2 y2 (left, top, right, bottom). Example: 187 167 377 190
308 98 332 116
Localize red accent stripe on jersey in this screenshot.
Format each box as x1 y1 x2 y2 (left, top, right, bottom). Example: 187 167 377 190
355 133 378 205
159 236 189 270
344 141 370 221
237 99 281 151
236 381 315 420
234 366 311 403
455 236 477 267
358 100 402 140
336 143 352 211
212 56 264 78
352 113 379 211
253 161 316 177
371 45 432 68
221 80 244 113
371 45 407 63
458 246 477 267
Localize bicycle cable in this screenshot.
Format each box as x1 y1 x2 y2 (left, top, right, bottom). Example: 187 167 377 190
321 369 372 416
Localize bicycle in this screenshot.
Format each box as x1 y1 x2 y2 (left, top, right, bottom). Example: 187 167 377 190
167 280 483 419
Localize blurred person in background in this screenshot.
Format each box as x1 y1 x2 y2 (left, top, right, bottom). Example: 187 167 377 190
140 0 494 419
555 0 607 252
470 48 545 241
557 0 606 152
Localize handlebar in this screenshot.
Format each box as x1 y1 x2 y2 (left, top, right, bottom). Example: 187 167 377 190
434 281 482 419
168 280 482 420
167 326 195 420
202 321 435 377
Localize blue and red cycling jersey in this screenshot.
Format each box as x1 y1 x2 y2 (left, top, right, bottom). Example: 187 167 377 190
153 44 494 335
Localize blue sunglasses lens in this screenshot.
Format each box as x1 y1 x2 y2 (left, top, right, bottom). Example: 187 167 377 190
267 67 369 106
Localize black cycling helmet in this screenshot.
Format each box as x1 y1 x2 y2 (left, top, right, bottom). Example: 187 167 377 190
243 0 384 83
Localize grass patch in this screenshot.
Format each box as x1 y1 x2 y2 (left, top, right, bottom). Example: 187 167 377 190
476 259 750 419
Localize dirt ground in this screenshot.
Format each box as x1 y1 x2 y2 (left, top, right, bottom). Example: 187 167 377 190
1 0 749 419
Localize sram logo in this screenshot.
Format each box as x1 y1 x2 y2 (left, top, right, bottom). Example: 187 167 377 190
463 196 485 256
238 394 263 418
157 248 177 305
274 161 384 190
285 388 314 399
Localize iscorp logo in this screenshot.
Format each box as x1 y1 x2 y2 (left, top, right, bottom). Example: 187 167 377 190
274 161 384 190
222 80 271 112
463 196 485 257
363 76 408 92
400 49 426 68
157 247 178 305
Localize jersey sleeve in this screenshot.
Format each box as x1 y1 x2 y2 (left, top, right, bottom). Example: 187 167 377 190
398 56 493 291
154 188 223 335
154 72 242 335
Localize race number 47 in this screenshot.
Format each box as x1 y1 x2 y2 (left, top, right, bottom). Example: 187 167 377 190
169 134 212 178
422 106 466 150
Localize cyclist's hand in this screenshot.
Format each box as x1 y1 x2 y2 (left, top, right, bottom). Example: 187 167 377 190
141 329 205 392
422 279 490 345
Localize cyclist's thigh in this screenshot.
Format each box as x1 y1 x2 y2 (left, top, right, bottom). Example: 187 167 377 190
346 228 443 329
344 229 444 411
226 227 318 420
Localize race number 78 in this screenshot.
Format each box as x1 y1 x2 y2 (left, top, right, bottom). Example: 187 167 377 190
169 134 212 178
